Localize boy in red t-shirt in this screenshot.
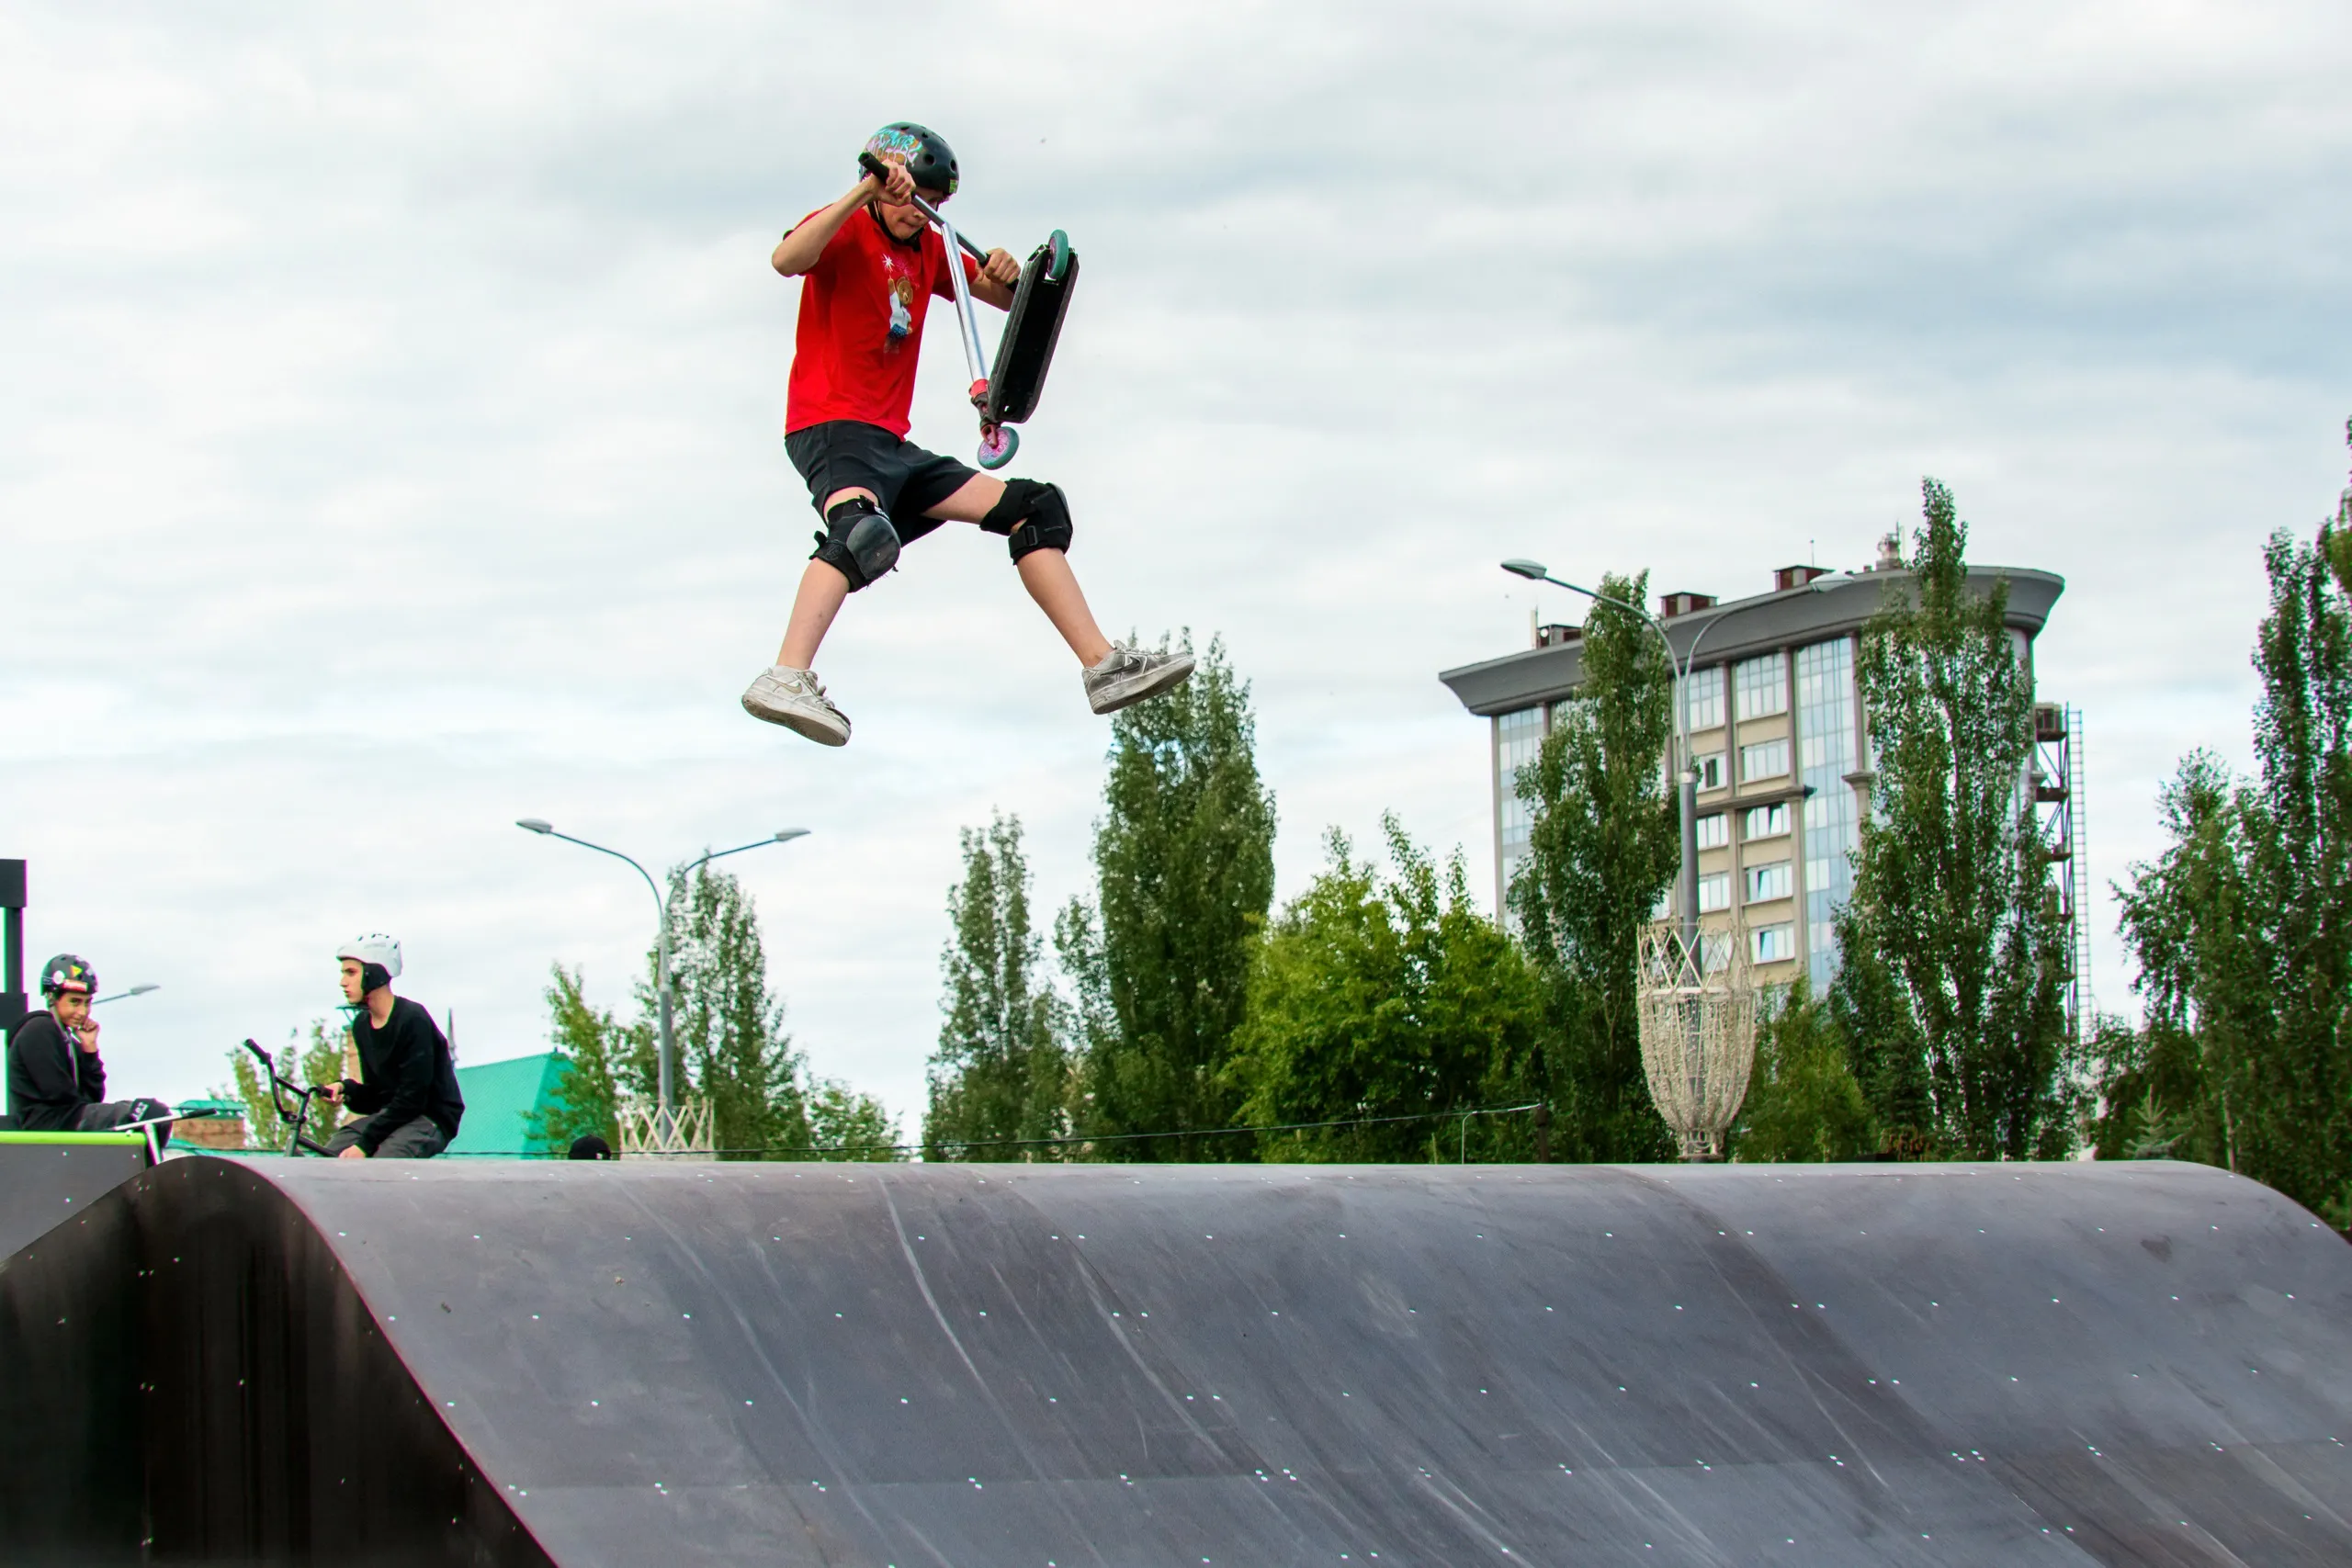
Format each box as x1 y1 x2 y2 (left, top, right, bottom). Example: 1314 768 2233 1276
742 123 1193 747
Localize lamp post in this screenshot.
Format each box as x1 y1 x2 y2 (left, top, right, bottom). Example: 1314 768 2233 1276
92 983 161 1006
516 819 808 1122
1500 560 1823 969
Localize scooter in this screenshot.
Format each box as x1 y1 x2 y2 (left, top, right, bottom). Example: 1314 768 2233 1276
241 1036 336 1156
858 152 1080 470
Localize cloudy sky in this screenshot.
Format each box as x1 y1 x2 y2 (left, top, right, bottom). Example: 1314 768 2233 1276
5 0 2346 1137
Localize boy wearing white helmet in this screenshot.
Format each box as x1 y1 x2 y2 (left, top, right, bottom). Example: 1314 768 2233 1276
4 953 174 1139
320 933 464 1160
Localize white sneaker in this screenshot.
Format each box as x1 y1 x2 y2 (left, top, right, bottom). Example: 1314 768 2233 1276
741 666 851 746
1083 643 1196 715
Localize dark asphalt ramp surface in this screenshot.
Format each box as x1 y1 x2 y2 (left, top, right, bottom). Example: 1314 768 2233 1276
10 1157 2352 1564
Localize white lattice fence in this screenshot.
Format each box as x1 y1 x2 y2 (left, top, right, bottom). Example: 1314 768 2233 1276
617 1099 715 1160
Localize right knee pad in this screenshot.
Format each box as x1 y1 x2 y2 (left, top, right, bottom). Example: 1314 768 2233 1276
810 496 901 591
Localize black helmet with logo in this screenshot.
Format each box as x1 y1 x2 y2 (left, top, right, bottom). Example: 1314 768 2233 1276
40 953 96 998
863 122 958 197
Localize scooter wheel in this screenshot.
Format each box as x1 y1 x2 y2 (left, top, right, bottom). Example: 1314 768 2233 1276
978 424 1019 470
1045 230 1070 285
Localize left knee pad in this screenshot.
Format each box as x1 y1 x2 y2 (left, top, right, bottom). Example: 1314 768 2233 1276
979 479 1073 563
810 496 902 591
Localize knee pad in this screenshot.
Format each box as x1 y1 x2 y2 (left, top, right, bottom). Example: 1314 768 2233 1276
979 479 1073 563
810 496 901 591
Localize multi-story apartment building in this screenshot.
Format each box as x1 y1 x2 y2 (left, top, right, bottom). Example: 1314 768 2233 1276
1439 540 2072 999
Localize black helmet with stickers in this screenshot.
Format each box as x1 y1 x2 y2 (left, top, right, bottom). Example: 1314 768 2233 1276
864 122 957 197
40 953 96 998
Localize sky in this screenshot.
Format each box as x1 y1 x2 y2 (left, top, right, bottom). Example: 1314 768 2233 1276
4 0 2347 1138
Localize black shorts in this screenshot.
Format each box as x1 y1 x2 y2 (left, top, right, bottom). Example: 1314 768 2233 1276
786 421 978 546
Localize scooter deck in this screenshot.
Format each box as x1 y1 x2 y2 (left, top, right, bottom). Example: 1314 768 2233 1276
983 238 1079 426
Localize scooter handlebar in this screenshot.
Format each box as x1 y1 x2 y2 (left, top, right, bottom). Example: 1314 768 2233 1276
854 152 989 263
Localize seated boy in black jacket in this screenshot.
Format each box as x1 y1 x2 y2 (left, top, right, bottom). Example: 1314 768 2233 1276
4 953 173 1141
320 932 464 1160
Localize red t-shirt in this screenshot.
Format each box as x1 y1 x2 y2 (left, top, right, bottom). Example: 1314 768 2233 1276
784 207 979 437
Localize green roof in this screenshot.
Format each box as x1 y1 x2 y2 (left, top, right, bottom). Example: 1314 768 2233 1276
445 1051 570 1157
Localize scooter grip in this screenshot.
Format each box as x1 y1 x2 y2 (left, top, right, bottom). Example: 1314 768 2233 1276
857 151 890 185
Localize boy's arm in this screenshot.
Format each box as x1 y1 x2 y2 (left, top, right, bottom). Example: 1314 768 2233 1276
74 1034 105 1103
970 248 1021 310
773 162 916 276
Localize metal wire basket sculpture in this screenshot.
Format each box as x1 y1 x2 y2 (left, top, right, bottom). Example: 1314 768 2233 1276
1635 922 1759 1161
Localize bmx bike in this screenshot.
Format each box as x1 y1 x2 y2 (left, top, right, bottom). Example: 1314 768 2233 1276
240 1036 337 1156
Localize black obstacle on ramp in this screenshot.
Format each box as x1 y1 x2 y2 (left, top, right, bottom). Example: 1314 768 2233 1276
0 1135 148 1259
9 1157 2352 1565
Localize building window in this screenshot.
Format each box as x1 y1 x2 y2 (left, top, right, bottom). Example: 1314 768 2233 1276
1752 923 1797 964
1735 652 1788 721
1695 812 1728 850
1798 637 1861 991
1745 862 1792 903
1497 707 1545 901
1740 739 1789 782
1697 872 1731 913
1701 932 1734 974
1744 802 1790 840
1683 667 1725 731
1693 751 1725 790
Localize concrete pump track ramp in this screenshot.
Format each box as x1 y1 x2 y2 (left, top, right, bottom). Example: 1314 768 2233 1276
4 1159 2351 1566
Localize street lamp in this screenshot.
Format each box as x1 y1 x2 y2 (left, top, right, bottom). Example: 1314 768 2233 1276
92 983 161 1006
1500 558 1826 968
516 819 808 1126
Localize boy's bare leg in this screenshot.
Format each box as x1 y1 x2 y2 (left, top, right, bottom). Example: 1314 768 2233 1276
774 484 874 669
923 475 1113 665
776 559 852 669
1012 548 1114 666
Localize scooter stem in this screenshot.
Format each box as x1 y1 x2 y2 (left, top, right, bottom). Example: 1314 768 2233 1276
933 208 992 398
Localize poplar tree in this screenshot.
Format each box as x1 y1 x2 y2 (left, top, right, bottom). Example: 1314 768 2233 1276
2103 431 2352 1215
1509 570 1680 1162
925 813 1071 1159
1829 479 2075 1157
1065 637 1277 1159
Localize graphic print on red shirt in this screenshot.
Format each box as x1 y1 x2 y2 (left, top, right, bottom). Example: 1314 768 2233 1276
785 207 980 437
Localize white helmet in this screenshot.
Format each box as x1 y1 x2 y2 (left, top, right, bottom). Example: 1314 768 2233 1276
336 932 402 982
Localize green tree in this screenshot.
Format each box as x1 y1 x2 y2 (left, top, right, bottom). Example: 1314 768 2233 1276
640 862 811 1157
1066 636 1277 1159
1731 981 1876 1162
1229 818 1546 1162
1509 570 1680 1162
925 813 1071 1159
225 1016 352 1150
806 1077 901 1160
2102 443 2352 1216
528 964 644 1151
1828 479 2077 1158
536 864 897 1161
